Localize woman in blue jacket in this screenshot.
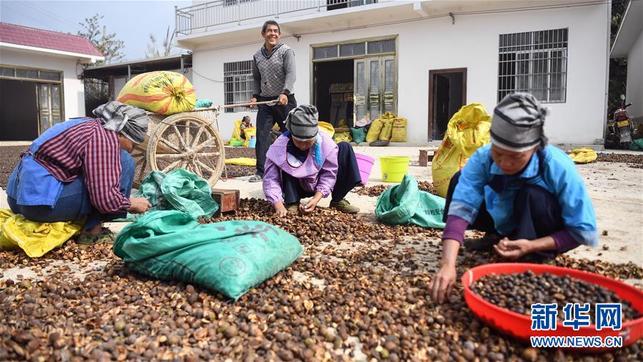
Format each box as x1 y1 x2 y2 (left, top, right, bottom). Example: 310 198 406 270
430 93 598 303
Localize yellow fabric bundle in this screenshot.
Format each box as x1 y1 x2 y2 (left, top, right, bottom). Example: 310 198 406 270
225 157 257 166
568 148 597 164
117 71 196 115
0 209 82 258
318 121 335 138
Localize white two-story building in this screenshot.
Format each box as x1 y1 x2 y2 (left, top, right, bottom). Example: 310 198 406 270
176 0 611 145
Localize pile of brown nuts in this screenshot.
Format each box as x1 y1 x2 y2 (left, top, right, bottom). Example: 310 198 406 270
471 271 640 320
353 181 438 197
1 198 642 361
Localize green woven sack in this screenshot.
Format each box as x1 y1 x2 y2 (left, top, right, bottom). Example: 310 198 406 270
375 174 446 229
135 169 219 219
350 127 366 144
113 210 303 300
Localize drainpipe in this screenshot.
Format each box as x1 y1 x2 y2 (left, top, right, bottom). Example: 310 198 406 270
127 64 131 81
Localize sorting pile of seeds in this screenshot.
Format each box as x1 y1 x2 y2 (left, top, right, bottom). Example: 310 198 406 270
352 181 438 197
1 199 642 361
471 271 641 320
596 153 643 165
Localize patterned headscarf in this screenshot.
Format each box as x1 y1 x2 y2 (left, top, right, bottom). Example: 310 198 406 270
93 101 149 143
285 105 319 140
490 92 549 152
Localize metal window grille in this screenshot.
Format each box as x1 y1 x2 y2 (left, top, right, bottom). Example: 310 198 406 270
498 28 568 103
224 60 255 113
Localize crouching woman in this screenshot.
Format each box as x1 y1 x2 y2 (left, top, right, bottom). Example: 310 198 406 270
430 93 598 303
6 101 152 243
263 105 362 216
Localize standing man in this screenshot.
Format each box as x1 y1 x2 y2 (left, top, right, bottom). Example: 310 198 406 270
248 20 297 182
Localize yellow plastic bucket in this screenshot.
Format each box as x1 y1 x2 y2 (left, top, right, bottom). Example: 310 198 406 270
379 156 410 183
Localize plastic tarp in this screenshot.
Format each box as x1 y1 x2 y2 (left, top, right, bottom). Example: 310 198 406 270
113 210 303 300
375 175 446 229
0 209 81 257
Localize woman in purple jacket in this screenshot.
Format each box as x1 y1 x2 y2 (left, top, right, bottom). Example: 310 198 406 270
263 105 362 216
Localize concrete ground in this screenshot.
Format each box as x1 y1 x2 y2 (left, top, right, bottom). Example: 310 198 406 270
1 145 641 271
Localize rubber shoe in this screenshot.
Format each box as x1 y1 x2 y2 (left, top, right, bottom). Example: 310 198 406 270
248 175 262 183
330 199 359 214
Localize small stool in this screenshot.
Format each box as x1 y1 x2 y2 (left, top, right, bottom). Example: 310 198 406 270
212 189 240 216
419 149 434 167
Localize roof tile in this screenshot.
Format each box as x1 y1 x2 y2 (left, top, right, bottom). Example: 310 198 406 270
0 22 102 57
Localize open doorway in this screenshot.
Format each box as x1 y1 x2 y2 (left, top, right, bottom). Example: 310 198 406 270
428 68 467 140
313 59 353 127
0 79 39 141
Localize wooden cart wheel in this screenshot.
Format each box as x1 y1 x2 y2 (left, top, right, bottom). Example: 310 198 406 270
147 113 225 186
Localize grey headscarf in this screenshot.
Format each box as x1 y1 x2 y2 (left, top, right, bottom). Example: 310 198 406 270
93 101 149 143
285 105 319 140
490 92 549 152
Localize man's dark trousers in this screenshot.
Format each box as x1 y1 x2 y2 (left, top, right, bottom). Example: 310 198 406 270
255 94 297 177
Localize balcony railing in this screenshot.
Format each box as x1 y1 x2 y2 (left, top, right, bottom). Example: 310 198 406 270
176 0 379 36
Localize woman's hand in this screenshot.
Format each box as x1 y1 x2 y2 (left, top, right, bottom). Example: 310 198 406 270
430 263 457 304
128 197 151 214
300 192 323 214
274 202 288 217
493 238 533 260
278 94 288 105
429 239 461 304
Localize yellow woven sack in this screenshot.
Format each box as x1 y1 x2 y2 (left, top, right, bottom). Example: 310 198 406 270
366 118 385 143
391 117 408 142
568 148 597 164
117 71 196 115
432 103 491 197
225 157 257 166
319 121 335 138
0 209 82 257
378 117 395 141
333 131 352 143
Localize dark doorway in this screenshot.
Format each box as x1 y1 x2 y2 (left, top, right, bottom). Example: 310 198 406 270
428 68 467 140
0 79 39 141
313 59 353 127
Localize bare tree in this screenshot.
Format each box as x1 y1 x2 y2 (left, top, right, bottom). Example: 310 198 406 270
146 26 176 58
78 14 125 64
77 14 126 114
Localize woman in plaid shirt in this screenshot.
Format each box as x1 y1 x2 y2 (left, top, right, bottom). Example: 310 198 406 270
6 101 151 243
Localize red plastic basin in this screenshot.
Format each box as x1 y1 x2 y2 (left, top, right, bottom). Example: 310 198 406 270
461 263 643 351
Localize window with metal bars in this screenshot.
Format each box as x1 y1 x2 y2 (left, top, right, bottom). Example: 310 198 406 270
224 60 255 113
498 28 568 103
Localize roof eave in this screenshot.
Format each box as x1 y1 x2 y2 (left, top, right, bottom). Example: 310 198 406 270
0 42 105 64
610 0 643 58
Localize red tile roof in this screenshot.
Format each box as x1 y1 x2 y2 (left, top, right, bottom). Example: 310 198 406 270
0 22 103 57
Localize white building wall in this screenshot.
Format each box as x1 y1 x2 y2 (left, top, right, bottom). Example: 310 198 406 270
0 49 87 118
191 4 609 145
626 31 643 121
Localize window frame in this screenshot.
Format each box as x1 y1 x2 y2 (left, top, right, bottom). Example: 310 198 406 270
223 60 256 113
497 28 568 103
